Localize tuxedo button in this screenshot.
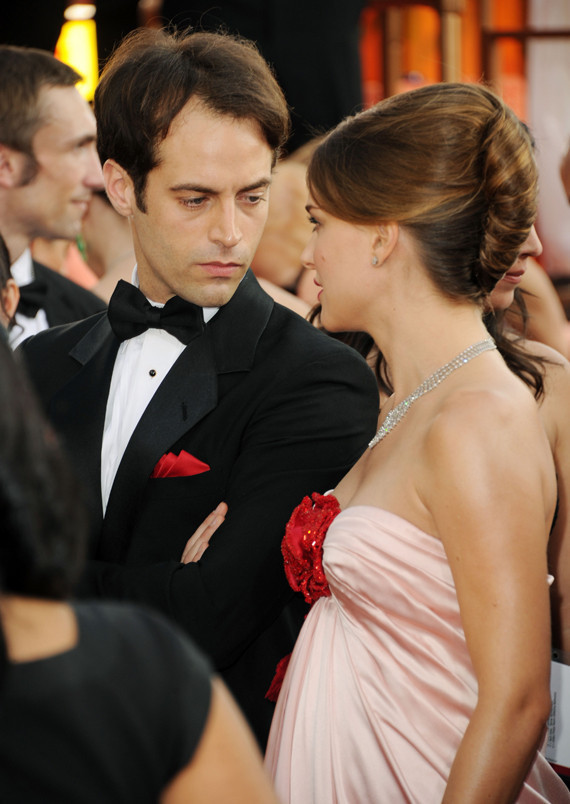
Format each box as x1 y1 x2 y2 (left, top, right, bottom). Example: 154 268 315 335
149 369 157 377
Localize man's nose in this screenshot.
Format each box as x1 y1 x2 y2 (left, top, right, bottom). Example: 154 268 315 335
210 202 242 248
85 146 104 191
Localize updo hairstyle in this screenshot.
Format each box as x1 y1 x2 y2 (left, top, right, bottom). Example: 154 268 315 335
307 82 537 304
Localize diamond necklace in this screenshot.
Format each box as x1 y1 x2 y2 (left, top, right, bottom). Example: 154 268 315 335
369 337 497 449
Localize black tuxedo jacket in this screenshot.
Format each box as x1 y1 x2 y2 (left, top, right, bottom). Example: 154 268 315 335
20 271 379 744
18 260 107 326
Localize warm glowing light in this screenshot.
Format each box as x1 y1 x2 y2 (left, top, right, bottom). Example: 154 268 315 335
64 4 96 21
55 19 98 101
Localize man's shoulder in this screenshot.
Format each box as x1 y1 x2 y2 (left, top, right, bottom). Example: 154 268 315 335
33 260 107 316
19 309 108 359
267 301 370 363
17 311 109 405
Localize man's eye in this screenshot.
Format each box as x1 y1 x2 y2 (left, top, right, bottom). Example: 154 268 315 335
182 197 206 207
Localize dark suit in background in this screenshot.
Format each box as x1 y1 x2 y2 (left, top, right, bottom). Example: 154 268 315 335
20 270 379 745
18 260 106 326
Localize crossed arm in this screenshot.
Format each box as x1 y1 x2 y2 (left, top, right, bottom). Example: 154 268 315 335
79 353 379 666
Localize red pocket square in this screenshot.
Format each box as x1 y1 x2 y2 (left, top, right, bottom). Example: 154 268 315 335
151 450 210 479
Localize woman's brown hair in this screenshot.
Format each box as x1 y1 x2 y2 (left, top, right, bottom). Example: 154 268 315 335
308 82 537 304
307 83 544 396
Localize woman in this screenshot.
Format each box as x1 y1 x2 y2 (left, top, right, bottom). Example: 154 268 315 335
488 230 570 657
0 238 278 801
265 84 569 802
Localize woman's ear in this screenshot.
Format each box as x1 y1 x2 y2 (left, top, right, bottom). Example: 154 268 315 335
372 222 399 267
103 159 137 218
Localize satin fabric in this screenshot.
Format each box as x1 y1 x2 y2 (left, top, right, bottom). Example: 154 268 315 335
266 505 568 803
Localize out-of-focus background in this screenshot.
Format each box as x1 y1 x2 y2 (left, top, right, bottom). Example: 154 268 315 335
3 0 569 282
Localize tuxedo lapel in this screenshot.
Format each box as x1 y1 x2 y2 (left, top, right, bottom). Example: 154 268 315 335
99 327 219 561
208 269 273 374
49 316 119 543
98 270 274 562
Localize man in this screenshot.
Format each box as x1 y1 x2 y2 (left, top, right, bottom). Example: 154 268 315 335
20 28 379 745
0 46 106 349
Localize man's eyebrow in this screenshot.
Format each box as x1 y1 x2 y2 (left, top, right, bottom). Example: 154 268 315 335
305 203 317 214
240 178 272 193
169 178 272 194
67 133 97 148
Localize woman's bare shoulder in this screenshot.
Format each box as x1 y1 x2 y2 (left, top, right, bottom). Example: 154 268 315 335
520 338 570 402
431 378 538 436
422 377 549 484
519 337 569 367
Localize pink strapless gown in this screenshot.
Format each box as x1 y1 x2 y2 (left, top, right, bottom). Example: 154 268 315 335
265 503 569 803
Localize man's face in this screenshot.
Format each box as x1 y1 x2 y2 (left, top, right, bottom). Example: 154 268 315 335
126 100 273 306
9 85 103 241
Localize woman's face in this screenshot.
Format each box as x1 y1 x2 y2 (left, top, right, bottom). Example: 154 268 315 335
301 195 378 332
490 225 543 312
0 278 19 331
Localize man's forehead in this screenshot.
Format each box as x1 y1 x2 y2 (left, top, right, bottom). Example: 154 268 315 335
167 97 269 150
154 106 272 179
37 85 94 126
34 85 96 142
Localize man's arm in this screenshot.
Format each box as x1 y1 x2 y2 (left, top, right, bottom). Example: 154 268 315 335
78 351 379 666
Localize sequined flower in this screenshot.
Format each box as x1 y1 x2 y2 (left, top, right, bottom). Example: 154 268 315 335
282 491 341 605
265 653 291 702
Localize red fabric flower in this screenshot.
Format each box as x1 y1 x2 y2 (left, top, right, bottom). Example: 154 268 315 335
266 493 341 703
265 653 291 702
282 491 341 605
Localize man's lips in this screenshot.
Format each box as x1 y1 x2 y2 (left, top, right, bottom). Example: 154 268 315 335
73 198 91 214
199 262 241 277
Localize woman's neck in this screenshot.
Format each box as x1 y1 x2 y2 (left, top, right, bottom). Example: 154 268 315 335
370 296 490 403
0 595 77 663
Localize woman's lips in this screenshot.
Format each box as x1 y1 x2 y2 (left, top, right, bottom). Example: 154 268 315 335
502 270 524 285
314 278 323 301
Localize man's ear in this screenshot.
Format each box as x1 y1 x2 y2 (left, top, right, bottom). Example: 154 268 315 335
1 278 20 322
372 222 399 267
0 144 28 189
103 159 137 218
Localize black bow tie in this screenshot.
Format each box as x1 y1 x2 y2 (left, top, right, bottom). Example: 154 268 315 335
108 280 205 345
17 276 48 318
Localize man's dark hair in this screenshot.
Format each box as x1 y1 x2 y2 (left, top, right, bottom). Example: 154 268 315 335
0 45 81 159
95 27 291 211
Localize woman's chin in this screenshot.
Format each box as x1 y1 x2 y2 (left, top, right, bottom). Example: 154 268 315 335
320 311 345 333
490 287 515 313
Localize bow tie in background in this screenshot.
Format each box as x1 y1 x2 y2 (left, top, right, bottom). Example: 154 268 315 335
17 276 48 318
108 280 205 344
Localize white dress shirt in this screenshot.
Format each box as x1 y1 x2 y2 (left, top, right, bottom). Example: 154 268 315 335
100 268 217 513
9 249 50 349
